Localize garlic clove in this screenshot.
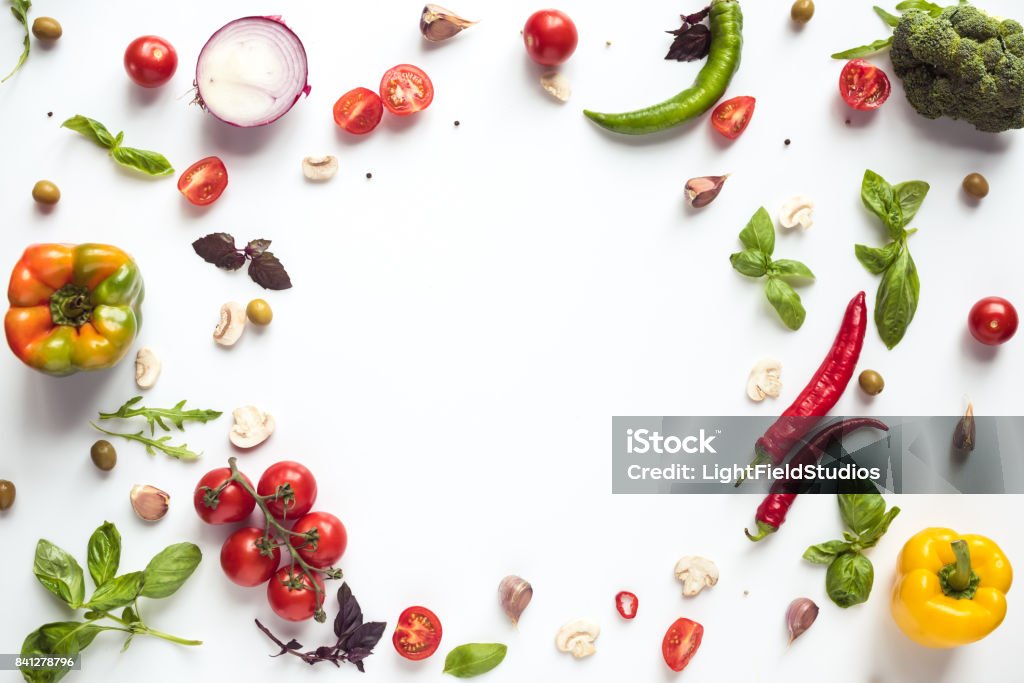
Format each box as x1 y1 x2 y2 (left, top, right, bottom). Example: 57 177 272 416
420 4 477 42
131 484 170 522
540 72 571 103
685 174 729 208
498 575 533 626
786 597 819 644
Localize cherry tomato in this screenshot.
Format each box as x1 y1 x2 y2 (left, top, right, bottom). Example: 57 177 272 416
266 567 324 621
291 512 348 569
177 156 228 206
968 296 1019 345
220 527 281 587
615 591 638 619
333 87 384 134
839 59 891 111
523 9 578 66
257 461 317 520
392 606 442 660
194 467 255 525
711 96 756 140
124 35 178 88
662 617 704 672
379 65 434 116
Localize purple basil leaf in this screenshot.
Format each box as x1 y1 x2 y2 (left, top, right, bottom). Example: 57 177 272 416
334 583 362 638
684 6 710 24
248 251 292 290
342 622 386 653
315 646 334 659
193 233 245 271
665 23 711 62
245 239 272 258
286 639 303 650
666 20 690 36
354 660 366 673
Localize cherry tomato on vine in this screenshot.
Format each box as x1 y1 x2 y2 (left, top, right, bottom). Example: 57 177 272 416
221 527 281 587
194 467 255 525
333 87 384 134
711 96 756 139
292 512 348 569
839 59 891 111
379 65 434 116
257 461 318 520
177 156 228 206
523 9 578 66
124 35 178 88
968 296 1018 345
615 591 638 619
662 617 704 672
267 567 325 621
392 606 443 660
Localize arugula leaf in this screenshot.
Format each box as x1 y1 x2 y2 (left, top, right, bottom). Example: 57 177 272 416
803 540 853 565
98 396 222 435
765 277 806 331
895 0 943 14
141 543 202 599
730 249 769 278
831 37 893 60
769 259 815 281
90 423 202 461
875 246 920 349
873 5 901 26
86 522 121 588
33 540 86 609
738 207 775 256
893 180 930 229
1 0 31 83
855 242 901 275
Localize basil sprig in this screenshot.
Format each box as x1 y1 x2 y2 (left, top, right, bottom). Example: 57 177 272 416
855 170 929 349
61 115 174 177
443 643 508 678
803 485 900 608
730 207 815 330
21 522 202 682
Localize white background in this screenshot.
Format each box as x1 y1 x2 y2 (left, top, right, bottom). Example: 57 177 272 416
1 1 1022 681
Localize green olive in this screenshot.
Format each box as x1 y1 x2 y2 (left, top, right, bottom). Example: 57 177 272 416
791 0 815 23
0 479 15 511
31 16 62 41
962 172 989 199
90 440 117 471
858 369 885 396
246 299 273 325
32 180 60 205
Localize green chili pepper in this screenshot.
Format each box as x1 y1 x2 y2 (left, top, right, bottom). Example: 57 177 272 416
583 0 744 135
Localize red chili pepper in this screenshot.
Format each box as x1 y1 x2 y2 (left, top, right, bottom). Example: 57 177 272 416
738 291 868 487
615 591 638 619
745 417 888 541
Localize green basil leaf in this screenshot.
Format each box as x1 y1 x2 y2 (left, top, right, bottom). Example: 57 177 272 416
764 277 806 330
20 621 103 683
87 522 121 588
769 259 815 281
831 37 893 60
861 170 903 237
85 572 143 611
893 180 930 228
875 246 919 349
33 540 86 609
738 207 775 257
859 506 901 548
1 0 31 83
825 552 874 608
61 115 116 148
855 242 900 275
443 643 508 678
110 146 174 177
873 5 900 26
730 249 769 278
121 606 140 624
838 493 885 535
140 543 202 599
803 540 853 565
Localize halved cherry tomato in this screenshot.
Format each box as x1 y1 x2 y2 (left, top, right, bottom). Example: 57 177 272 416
392 606 442 660
839 59 891 111
711 96 756 140
379 64 434 116
177 156 228 206
662 617 704 672
968 296 1018 345
615 591 638 619
333 87 383 134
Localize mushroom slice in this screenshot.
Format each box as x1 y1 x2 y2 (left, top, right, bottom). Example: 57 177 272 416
555 619 600 658
674 556 719 597
135 346 161 389
780 195 815 229
229 406 275 448
747 358 782 401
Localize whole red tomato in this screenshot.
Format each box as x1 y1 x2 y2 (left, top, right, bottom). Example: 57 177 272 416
257 461 317 520
968 296 1018 345
221 527 281 587
523 10 578 66
194 467 255 525
292 512 348 568
124 35 178 88
267 567 324 621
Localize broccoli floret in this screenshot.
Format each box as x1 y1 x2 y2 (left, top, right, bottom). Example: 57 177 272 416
891 5 1024 132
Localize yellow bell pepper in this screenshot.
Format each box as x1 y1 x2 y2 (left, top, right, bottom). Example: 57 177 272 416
891 527 1012 648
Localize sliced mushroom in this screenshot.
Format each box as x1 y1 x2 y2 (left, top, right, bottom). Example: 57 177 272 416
135 346 161 389
674 556 719 597
540 72 571 103
229 406 276 449
130 484 169 522
746 358 782 401
780 195 815 229
555 619 599 658
213 302 246 346
302 155 338 181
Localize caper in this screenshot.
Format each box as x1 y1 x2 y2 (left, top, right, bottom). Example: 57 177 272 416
31 16 62 41
246 299 273 325
0 479 15 511
32 180 60 205
858 369 885 396
791 0 815 24
962 172 989 199
90 440 117 471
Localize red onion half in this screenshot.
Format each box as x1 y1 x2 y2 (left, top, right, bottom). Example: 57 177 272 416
195 16 310 128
